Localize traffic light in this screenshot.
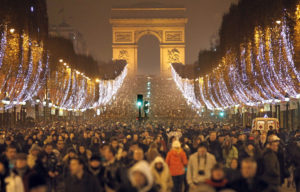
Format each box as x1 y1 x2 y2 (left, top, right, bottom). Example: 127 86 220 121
144 101 149 112
137 94 143 119
137 94 143 107
219 111 225 117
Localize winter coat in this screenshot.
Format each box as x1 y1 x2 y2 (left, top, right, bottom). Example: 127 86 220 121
222 146 238 168
224 168 240 183
228 177 269 192
104 159 125 190
261 148 281 186
128 160 155 192
5 172 24 192
205 178 228 191
87 165 105 189
207 140 223 162
186 152 216 184
150 157 173 192
65 172 102 192
165 148 188 176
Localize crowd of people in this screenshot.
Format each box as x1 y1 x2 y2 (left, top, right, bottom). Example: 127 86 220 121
0 77 299 192
100 76 200 121
0 119 299 192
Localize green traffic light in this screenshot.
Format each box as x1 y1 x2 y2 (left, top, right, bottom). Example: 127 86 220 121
219 111 225 117
137 101 142 107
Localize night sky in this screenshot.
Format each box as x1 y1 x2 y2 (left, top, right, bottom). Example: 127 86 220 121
47 0 238 74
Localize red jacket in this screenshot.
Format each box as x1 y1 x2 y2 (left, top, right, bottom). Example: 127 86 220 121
166 148 188 176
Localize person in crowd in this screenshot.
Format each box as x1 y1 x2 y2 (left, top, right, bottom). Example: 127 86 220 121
146 143 160 163
13 153 34 192
222 138 238 168
88 154 105 189
43 143 61 192
150 156 173 192
78 144 92 164
166 140 188 192
0 156 9 192
261 134 281 190
90 137 101 155
119 160 157 192
187 142 216 191
103 145 124 191
65 158 102 192
2 144 17 172
286 130 300 191
207 131 222 162
224 158 240 183
229 158 268 192
205 163 228 191
27 144 41 169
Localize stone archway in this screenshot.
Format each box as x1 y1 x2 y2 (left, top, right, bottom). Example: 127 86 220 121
110 7 187 76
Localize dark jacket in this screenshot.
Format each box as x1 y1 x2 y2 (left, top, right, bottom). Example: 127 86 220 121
104 160 125 190
65 172 102 192
229 177 269 192
208 140 223 162
224 168 241 182
0 156 9 192
88 165 105 189
261 148 281 186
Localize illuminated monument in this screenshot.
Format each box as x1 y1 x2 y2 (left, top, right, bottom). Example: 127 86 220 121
110 3 187 76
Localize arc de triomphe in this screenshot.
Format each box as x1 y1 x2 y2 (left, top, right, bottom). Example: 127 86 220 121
110 7 187 76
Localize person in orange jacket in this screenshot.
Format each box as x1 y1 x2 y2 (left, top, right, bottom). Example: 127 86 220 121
166 140 188 192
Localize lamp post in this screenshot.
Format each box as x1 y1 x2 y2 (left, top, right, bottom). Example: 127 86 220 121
20 101 26 125
2 96 10 130
48 100 53 122
35 97 40 122
274 98 281 122
12 100 17 128
285 94 290 131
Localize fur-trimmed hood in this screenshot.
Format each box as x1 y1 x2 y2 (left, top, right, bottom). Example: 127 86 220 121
129 160 154 192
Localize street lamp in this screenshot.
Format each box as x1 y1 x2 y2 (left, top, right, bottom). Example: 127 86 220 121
20 101 26 125
1 96 10 129
285 94 290 131
9 28 15 34
34 97 40 122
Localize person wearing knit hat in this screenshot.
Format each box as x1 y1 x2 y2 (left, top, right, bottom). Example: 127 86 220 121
88 155 105 190
166 140 188 192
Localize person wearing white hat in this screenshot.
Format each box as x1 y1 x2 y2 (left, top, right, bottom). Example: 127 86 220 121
261 134 281 190
166 140 188 192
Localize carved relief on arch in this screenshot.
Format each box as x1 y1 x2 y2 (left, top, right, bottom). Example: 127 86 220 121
135 30 163 43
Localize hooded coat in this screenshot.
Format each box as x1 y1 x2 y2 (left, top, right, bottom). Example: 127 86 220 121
222 139 238 168
150 157 173 192
128 160 156 192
